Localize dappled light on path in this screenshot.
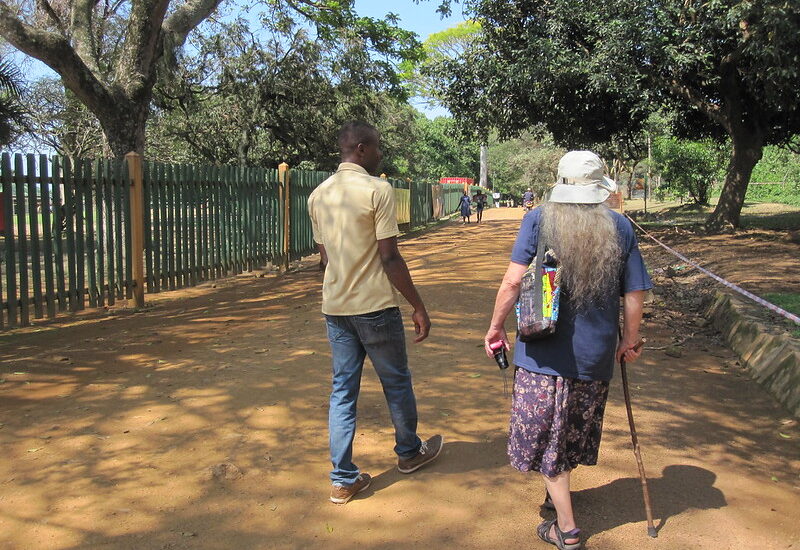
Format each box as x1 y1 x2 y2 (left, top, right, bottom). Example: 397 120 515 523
0 207 797 549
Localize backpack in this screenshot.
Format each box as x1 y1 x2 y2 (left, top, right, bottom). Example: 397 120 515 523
516 223 561 342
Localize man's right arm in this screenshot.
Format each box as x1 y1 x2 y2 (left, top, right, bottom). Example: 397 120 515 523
377 237 430 343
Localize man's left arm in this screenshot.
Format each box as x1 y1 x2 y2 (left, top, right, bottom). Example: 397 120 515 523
378 237 430 343
617 290 646 363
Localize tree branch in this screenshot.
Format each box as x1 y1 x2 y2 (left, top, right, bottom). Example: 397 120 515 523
162 0 223 50
114 0 170 95
69 0 102 73
656 74 728 131
35 0 66 36
0 4 115 116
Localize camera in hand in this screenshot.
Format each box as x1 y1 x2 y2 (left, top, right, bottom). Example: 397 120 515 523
489 340 509 370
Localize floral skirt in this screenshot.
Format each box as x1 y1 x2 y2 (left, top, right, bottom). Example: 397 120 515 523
508 368 610 477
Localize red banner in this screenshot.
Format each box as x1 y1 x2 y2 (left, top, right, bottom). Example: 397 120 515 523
439 177 474 185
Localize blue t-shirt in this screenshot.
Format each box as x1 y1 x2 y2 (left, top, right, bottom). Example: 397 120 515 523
510 207 652 381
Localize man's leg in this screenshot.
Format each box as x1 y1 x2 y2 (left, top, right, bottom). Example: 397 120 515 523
325 315 367 486
351 308 421 459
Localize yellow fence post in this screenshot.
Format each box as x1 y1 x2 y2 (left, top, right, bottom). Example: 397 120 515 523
279 162 290 271
126 152 145 309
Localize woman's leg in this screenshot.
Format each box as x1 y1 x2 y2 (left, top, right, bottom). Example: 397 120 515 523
541 471 579 544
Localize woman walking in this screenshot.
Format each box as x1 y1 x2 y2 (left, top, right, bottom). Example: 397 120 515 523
458 190 472 224
484 151 652 549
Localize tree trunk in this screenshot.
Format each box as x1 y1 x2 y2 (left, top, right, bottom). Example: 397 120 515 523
626 161 639 200
238 127 252 167
0 0 222 158
706 127 763 229
100 99 150 158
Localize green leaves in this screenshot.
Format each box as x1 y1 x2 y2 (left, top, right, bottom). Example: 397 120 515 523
651 137 728 205
149 11 422 169
435 0 800 226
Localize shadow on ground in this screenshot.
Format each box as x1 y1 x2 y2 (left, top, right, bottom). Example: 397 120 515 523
0 209 797 549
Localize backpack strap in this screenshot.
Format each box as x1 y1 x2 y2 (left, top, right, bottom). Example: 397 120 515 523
533 218 546 318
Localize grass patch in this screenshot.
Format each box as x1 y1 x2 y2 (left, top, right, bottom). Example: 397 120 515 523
626 197 800 231
764 293 800 338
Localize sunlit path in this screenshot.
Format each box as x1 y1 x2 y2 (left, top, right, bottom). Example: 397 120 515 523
0 206 797 549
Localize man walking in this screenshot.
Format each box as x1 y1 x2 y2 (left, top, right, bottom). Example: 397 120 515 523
473 189 487 223
308 122 444 505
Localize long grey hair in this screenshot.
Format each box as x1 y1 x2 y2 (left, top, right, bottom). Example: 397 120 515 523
540 202 622 310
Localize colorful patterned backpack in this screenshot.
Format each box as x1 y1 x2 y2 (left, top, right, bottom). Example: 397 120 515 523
516 228 561 342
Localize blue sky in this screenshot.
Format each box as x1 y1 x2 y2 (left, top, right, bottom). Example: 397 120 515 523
354 0 467 41
355 0 467 118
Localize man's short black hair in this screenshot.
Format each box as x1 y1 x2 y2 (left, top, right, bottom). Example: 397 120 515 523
338 121 379 154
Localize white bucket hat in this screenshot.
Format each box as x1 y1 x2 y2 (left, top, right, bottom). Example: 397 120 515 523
548 151 618 204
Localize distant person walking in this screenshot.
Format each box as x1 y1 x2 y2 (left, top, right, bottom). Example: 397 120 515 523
459 190 472 224
473 190 487 223
308 122 443 505
484 151 651 549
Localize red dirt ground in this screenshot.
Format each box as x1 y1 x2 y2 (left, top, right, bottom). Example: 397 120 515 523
1 207 798 550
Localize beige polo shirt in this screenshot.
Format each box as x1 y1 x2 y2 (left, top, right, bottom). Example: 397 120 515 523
307 163 401 315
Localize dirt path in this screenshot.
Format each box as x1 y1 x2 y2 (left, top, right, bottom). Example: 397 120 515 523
1 208 798 550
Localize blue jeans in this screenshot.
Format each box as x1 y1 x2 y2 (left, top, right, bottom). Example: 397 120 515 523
325 307 422 486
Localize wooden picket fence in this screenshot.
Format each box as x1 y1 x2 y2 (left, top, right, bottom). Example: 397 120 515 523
0 152 490 329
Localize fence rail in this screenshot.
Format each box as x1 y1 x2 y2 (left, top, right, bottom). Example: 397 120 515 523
0 152 492 329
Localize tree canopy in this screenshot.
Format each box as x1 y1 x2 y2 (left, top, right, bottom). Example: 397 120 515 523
400 19 481 106
487 132 563 197
0 0 423 157
438 0 800 228
652 138 728 206
147 15 413 169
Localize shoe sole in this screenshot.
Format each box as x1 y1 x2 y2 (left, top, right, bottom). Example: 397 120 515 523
397 437 444 474
329 478 371 505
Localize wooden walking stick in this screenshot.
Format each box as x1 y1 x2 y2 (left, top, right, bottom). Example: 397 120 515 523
619 336 658 538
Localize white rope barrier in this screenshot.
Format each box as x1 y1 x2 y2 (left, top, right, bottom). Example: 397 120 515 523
625 214 800 326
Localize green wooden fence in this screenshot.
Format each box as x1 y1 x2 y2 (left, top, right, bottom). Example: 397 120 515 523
0 153 493 329
289 169 330 260
142 162 283 291
0 153 134 329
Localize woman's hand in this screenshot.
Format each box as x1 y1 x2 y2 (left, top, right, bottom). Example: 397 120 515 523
484 326 510 359
616 337 644 363
485 262 526 358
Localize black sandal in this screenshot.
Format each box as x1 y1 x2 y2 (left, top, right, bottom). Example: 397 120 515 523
536 519 582 550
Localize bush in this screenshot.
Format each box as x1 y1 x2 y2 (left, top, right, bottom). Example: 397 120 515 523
744 183 800 206
652 138 727 205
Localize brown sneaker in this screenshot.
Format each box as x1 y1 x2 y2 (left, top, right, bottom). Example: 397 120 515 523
397 435 444 474
329 473 371 505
